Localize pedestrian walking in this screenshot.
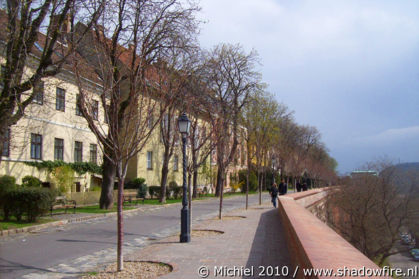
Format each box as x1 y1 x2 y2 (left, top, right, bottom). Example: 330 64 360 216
279 180 285 195
271 183 279 208
296 182 302 192
302 182 308 191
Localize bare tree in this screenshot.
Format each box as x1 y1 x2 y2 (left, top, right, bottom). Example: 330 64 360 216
202 43 261 219
74 0 199 271
0 0 103 164
75 0 199 210
157 49 199 203
325 161 415 265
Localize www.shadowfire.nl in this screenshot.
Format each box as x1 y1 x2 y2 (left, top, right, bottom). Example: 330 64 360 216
302 265 418 277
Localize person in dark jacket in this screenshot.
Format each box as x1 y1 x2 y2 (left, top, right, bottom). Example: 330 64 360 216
279 180 285 195
296 182 302 192
302 182 308 191
271 183 279 208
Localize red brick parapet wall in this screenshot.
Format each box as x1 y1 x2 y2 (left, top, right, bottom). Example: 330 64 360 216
278 188 390 278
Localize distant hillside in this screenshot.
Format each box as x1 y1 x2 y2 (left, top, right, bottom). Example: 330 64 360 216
394 162 419 172
387 163 419 195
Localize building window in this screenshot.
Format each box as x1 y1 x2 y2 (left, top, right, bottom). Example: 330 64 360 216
33 81 44 105
147 151 153 170
56 87 65 111
54 138 64 161
30 133 42 159
2 129 10 157
173 155 179 172
74 141 83 162
90 144 97 164
75 94 83 116
92 100 99 120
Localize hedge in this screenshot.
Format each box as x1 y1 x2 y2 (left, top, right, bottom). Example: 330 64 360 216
2 187 57 222
148 186 160 199
125 177 146 189
22 176 42 187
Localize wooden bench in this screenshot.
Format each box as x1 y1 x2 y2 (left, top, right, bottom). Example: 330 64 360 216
50 196 77 216
123 193 144 204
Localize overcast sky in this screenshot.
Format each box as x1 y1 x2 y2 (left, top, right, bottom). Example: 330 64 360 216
197 0 419 174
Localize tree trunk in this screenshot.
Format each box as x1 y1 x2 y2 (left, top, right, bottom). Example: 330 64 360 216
192 169 198 198
116 175 125 271
215 167 223 197
0 124 6 166
100 155 115 209
246 168 249 210
263 170 266 191
160 162 169 203
257 170 262 205
218 177 224 219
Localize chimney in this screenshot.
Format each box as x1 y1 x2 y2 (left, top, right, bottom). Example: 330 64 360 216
50 13 72 42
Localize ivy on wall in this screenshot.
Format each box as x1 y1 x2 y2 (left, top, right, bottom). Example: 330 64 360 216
24 160 102 175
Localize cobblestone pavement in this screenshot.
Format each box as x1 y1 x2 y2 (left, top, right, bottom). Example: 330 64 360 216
2 194 276 278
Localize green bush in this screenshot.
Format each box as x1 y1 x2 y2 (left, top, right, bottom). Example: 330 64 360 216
0 175 16 190
238 170 258 192
137 183 148 199
0 175 16 217
3 187 57 222
22 176 42 187
51 165 74 194
168 181 181 199
148 186 160 199
90 186 101 192
125 177 146 189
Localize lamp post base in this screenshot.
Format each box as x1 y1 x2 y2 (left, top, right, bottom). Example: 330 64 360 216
180 207 190 243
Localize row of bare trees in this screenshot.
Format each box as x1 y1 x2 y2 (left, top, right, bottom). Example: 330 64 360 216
241 91 338 207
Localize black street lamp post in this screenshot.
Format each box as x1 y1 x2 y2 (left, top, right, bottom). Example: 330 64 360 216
178 113 190 243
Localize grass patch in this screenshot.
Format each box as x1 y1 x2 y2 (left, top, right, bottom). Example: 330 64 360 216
52 204 136 214
1 217 54 231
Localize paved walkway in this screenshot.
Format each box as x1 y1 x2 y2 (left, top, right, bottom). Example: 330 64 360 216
126 204 292 279
2 194 294 278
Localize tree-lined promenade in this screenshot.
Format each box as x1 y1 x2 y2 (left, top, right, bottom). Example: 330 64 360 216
0 0 337 272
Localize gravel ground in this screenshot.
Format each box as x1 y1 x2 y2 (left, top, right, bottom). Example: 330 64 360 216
80 261 172 279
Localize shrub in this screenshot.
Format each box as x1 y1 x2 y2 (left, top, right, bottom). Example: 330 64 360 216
90 186 101 192
3 187 57 222
230 182 243 192
167 181 181 199
51 165 74 194
0 175 16 218
125 177 146 189
22 176 42 187
0 175 16 190
148 186 160 199
238 170 258 192
137 183 148 199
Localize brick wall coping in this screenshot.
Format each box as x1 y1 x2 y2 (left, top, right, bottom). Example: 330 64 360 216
278 188 390 278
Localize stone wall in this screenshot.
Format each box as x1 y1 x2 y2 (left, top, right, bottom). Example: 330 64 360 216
278 189 390 278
